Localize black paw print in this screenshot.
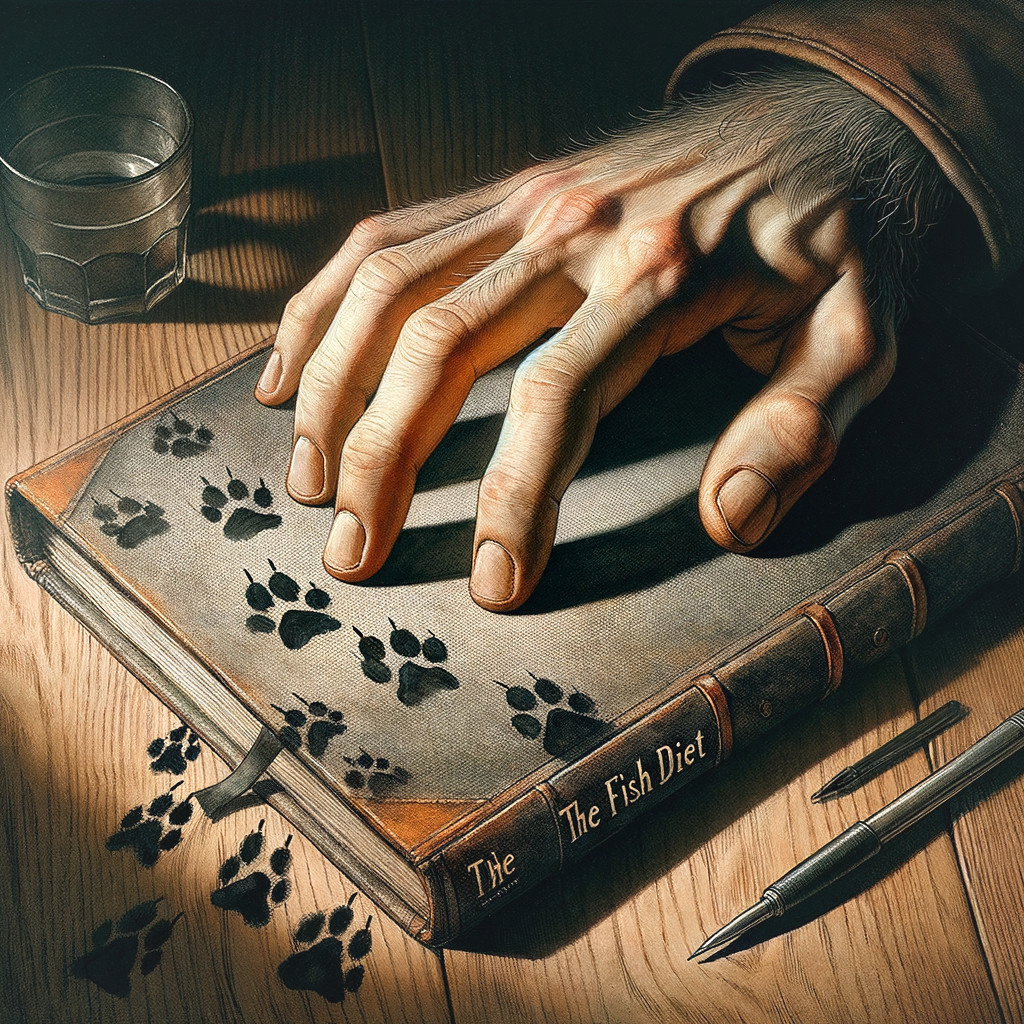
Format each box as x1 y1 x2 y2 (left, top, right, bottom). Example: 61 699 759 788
342 748 410 799
147 723 201 775
244 561 342 650
278 895 372 1004
198 469 281 541
91 491 169 549
210 819 292 928
497 672 604 758
354 621 458 706
152 410 212 458
69 899 183 998
106 782 194 867
272 693 347 757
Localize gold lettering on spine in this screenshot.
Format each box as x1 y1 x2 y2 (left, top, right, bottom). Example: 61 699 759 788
995 481 1024 576
694 675 732 762
884 550 928 638
800 603 844 699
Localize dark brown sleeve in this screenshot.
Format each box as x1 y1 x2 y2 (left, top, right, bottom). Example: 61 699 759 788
667 1 1024 283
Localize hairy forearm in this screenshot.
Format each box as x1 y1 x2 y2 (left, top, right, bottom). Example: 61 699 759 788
599 59 952 329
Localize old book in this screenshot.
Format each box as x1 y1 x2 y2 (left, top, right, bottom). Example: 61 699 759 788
7 304 1024 945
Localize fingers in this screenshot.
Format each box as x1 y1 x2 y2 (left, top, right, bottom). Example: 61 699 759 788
467 302 668 611
319 242 582 579
280 209 526 504
256 169 540 410
466 249 739 612
699 260 895 552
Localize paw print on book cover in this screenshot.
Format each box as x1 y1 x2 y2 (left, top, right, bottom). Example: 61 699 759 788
147 722 201 775
342 748 410 799
210 819 292 928
152 409 212 458
278 895 372 1004
198 468 281 540
92 491 169 549
106 782 195 867
243 561 341 650
497 672 605 758
69 899 183 998
272 693 347 756
354 620 458 706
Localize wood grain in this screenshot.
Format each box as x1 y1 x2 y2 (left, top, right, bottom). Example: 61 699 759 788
361 0 757 206
904 577 1024 1024
3 3 1023 1023
0 5 444 1023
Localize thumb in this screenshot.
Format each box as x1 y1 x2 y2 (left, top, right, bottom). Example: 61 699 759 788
699 264 894 551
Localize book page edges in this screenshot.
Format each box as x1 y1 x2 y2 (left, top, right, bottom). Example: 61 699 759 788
8 363 1024 940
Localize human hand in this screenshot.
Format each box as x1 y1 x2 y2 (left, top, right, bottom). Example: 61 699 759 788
256 67 941 611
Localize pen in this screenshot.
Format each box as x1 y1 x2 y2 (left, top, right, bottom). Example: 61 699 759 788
690 705 1024 961
811 700 971 802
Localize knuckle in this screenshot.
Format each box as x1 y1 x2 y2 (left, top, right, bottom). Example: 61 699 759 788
510 350 590 417
343 215 391 259
281 288 323 332
505 167 566 212
841 324 882 380
341 419 405 477
764 392 838 474
351 248 418 301
297 352 344 403
620 221 689 294
399 305 475 364
527 187 619 242
478 466 550 512
747 204 817 285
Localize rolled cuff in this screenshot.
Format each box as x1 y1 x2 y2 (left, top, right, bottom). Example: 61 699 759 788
667 5 1024 284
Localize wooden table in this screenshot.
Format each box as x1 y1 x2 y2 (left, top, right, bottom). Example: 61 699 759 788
2 4 1022 1022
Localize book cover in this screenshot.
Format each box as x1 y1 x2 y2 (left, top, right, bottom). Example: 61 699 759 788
7 301 1024 944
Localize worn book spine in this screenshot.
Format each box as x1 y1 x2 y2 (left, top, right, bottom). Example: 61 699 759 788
412 472 1024 944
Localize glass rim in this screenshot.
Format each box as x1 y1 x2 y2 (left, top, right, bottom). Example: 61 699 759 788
0 64 194 194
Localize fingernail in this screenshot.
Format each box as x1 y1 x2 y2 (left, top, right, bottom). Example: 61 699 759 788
716 468 778 547
257 351 282 394
288 436 326 499
324 510 366 572
470 540 516 605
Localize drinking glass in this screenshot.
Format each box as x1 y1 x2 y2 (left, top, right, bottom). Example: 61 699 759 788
0 65 193 323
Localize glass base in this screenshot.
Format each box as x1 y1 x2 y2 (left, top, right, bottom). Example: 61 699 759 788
15 217 189 324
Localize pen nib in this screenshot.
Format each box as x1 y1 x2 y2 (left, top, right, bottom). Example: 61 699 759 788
689 897 775 961
811 768 854 803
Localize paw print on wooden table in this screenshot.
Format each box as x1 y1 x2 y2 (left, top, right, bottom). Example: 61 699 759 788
277 895 372 1004
106 782 195 867
147 723 201 775
69 899 183 998
210 819 292 928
